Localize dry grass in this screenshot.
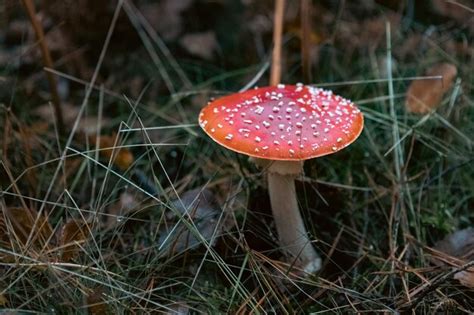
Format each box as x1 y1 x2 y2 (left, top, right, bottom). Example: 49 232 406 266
0 0 473 313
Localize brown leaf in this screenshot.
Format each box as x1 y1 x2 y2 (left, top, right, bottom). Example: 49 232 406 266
0 293 7 306
139 0 193 41
405 63 458 114
360 13 401 50
90 133 134 170
453 269 474 288
86 287 109 315
158 188 223 256
2 207 53 250
434 228 474 260
166 302 191 314
105 191 139 229
432 0 474 32
434 228 474 288
35 102 79 125
180 31 218 60
59 219 91 262
34 103 110 135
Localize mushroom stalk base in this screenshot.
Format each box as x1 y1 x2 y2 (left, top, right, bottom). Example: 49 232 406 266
267 162 321 274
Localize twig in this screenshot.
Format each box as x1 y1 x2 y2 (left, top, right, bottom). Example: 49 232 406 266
300 0 312 83
21 0 64 134
270 0 285 86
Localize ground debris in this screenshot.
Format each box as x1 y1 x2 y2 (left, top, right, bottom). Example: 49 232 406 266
180 31 218 60
59 218 91 262
405 63 458 114
1 207 53 251
434 227 474 288
158 188 224 256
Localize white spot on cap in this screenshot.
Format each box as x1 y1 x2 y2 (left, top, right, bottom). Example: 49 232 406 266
255 105 264 114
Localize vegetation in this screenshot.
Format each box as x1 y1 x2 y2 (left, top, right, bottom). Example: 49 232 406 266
0 0 473 313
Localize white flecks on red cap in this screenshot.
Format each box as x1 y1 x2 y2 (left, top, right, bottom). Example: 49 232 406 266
199 84 364 161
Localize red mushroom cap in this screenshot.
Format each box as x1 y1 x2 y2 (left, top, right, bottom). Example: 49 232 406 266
199 84 364 161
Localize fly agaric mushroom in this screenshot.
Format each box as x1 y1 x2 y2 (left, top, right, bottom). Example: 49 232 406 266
198 83 364 273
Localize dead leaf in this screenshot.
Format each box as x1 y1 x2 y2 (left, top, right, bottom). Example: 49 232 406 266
0 293 7 306
180 31 218 60
453 269 474 288
360 13 401 51
105 191 140 229
3 207 53 249
247 14 273 34
77 116 111 135
59 219 91 262
90 133 134 170
34 103 110 135
64 157 83 180
432 0 474 32
434 228 474 288
140 0 193 41
287 26 323 45
434 228 474 260
405 63 458 114
0 216 7 246
158 188 223 256
166 302 191 315
396 33 423 60
86 287 109 315
35 103 79 125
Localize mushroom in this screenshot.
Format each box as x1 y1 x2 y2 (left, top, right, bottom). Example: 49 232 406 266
198 84 364 273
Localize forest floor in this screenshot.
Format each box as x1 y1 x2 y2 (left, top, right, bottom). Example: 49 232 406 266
0 0 473 313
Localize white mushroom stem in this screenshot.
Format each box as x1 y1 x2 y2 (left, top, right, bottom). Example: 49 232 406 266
255 159 321 273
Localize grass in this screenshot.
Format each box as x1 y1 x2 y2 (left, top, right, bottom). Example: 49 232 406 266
1 0 473 313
